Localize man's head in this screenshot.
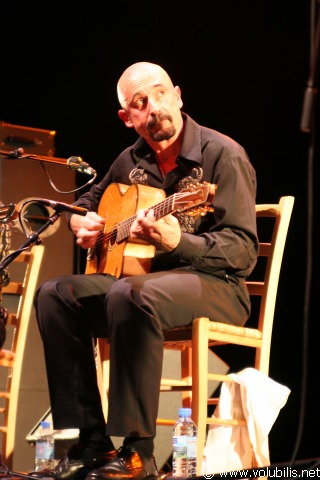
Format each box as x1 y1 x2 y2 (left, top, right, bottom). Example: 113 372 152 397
117 62 184 147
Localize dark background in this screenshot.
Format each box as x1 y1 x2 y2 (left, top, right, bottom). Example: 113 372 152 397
1 0 319 467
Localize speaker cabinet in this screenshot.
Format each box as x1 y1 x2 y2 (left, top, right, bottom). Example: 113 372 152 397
0 121 56 157
0 121 76 472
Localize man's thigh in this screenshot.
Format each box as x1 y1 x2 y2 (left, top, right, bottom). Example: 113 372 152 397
119 268 248 330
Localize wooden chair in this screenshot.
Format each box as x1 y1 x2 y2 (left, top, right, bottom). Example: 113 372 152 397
96 195 294 475
0 245 44 470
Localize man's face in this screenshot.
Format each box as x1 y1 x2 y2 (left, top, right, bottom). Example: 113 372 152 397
118 69 183 144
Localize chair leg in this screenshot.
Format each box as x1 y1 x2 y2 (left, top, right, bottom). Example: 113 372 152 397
96 338 110 422
181 346 192 408
192 317 210 476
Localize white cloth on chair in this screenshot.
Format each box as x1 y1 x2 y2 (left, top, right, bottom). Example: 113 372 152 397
202 367 291 475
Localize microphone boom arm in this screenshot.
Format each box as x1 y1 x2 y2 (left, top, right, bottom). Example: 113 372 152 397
0 148 97 176
0 148 69 166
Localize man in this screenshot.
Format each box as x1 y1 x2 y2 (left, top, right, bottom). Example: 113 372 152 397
30 61 258 480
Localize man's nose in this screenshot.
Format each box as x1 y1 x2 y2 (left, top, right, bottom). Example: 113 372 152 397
148 97 160 113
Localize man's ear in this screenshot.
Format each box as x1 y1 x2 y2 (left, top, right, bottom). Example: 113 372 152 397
118 109 134 128
174 86 183 109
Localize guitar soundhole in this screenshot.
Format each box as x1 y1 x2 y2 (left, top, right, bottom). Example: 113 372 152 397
108 227 118 250
88 231 105 261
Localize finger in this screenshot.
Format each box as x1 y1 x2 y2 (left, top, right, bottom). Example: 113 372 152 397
136 209 147 221
146 208 155 220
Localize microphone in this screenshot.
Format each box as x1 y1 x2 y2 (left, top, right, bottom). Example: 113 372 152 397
67 156 96 176
8 147 25 158
34 198 88 216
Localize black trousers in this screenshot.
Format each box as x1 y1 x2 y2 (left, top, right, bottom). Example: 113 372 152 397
34 268 250 439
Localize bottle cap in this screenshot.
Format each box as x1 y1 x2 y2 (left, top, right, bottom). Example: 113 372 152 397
40 421 50 429
178 407 191 417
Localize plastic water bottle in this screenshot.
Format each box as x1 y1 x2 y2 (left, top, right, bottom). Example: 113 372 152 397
172 407 197 477
34 421 55 471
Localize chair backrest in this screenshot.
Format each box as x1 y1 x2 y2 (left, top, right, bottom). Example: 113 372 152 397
245 195 295 373
0 245 44 469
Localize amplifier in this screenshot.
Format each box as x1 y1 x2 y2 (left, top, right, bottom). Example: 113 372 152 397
0 121 56 156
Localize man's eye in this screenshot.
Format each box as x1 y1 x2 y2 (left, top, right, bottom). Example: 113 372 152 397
155 90 165 98
133 98 146 108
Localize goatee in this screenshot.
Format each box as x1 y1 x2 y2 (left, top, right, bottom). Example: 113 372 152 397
147 113 176 141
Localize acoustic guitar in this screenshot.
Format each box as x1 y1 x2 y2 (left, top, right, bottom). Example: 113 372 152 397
85 182 216 278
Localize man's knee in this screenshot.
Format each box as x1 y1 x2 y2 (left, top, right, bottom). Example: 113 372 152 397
34 276 70 308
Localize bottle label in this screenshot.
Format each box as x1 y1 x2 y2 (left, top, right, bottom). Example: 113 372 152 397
186 436 197 458
173 435 197 458
173 435 187 458
36 441 54 460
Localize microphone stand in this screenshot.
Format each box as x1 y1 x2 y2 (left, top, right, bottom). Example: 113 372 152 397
291 0 320 467
0 211 60 274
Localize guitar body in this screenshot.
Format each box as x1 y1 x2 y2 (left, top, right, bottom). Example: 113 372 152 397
85 183 166 278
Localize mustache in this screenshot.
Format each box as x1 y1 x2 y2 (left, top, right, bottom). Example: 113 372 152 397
147 112 173 129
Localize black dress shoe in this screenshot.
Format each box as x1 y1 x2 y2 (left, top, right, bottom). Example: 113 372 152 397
28 443 117 480
86 446 158 480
